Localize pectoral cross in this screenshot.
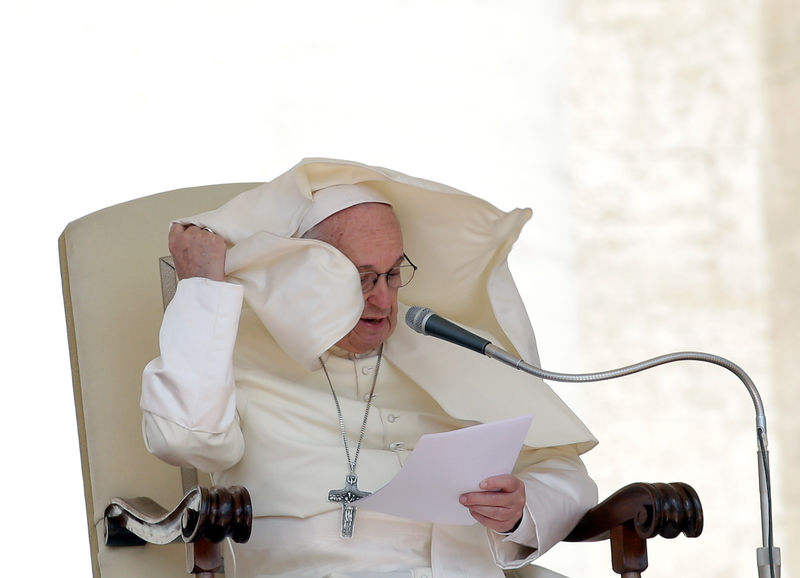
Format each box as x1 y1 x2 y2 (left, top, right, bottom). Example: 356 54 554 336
328 473 371 538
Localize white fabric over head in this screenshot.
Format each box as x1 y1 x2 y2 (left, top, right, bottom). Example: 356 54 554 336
163 157 597 451
297 183 391 237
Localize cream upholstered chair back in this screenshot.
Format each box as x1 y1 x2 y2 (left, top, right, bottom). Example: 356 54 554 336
59 183 260 577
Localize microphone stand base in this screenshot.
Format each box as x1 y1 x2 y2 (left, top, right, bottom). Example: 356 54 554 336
757 546 780 578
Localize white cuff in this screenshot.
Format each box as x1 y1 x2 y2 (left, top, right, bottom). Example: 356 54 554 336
487 504 539 567
487 446 598 569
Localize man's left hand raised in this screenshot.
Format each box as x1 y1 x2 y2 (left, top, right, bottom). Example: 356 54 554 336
460 474 526 533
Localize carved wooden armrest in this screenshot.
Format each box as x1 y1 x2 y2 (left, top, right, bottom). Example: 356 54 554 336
564 482 703 577
105 486 252 576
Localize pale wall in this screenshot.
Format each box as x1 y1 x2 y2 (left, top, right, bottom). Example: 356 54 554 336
762 0 800 571
527 2 797 577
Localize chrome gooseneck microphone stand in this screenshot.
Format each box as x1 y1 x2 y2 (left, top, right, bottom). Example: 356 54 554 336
406 306 781 578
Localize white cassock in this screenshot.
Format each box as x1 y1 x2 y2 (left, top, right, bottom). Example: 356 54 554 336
140 159 599 578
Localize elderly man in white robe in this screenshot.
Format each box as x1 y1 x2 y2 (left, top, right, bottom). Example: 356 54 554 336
140 159 599 578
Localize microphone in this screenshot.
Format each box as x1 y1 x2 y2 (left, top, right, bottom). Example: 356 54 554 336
405 305 778 578
405 306 529 369
405 306 491 354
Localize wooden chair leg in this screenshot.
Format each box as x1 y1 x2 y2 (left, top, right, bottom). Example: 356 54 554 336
186 538 223 576
611 522 648 578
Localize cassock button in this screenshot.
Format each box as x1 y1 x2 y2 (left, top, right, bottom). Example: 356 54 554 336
389 442 405 451
361 366 374 375
387 414 399 423
363 392 377 402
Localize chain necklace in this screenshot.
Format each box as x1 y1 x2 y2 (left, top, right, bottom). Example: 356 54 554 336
320 343 383 538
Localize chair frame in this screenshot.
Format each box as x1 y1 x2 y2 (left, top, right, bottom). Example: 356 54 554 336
60 184 703 577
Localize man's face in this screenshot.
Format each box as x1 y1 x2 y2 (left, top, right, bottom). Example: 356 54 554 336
323 203 404 354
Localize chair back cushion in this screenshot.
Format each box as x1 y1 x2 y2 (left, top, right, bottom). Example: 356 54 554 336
60 183 259 576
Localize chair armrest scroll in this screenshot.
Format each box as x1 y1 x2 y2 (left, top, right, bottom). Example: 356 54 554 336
564 482 703 542
104 485 252 547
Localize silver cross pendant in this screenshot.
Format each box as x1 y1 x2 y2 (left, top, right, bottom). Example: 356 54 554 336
328 473 371 538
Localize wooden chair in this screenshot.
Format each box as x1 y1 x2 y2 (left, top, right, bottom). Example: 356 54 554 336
59 184 702 577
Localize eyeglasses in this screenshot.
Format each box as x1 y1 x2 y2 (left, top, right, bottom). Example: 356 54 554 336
359 253 417 293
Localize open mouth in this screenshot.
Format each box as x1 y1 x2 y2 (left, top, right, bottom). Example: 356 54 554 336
361 317 386 326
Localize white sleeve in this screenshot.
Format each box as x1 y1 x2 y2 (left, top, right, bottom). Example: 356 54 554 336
140 277 246 471
142 411 245 472
486 445 598 569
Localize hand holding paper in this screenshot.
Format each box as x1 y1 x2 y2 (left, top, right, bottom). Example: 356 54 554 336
459 473 527 532
355 415 533 525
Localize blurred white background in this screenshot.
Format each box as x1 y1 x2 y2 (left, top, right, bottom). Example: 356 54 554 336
2 1 797 576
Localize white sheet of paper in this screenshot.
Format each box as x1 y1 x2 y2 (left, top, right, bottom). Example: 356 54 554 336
355 414 533 525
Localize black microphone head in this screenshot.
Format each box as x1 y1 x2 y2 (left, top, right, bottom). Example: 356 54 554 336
405 305 491 354
405 306 434 335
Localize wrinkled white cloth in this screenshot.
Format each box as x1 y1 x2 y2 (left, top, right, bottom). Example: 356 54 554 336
141 159 599 577
142 281 597 576
145 158 597 450
170 158 541 373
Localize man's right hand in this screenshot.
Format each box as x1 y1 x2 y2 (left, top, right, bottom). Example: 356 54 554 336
169 223 227 281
